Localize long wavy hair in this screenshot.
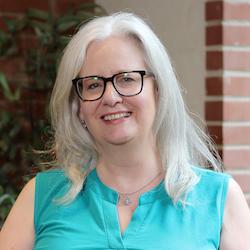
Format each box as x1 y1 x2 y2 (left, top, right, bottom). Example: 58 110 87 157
48 12 222 204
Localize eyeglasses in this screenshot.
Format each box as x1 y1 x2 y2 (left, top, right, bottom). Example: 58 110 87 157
72 70 154 101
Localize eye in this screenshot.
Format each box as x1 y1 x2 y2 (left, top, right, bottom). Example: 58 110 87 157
122 76 135 82
83 77 103 91
87 82 102 90
117 73 136 84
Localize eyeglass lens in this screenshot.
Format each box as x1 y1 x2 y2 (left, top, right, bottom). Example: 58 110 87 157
76 72 143 101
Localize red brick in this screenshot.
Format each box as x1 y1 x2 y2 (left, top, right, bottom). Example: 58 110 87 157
53 0 93 14
0 99 46 119
206 25 250 46
21 87 51 101
206 51 223 70
224 26 250 46
206 101 250 121
206 1 223 21
28 101 47 119
232 173 250 193
0 0 49 13
208 125 250 145
206 50 250 71
224 2 250 20
0 14 26 35
223 77 250 96
207 51 250 71
18 34 38 52
223 149 250 168
224 51 250 71
0 58 25 77
224 101 250 121
206 77 223 95
224 126 250 145
206 25 222 45
207 125 222 145
206 2 250 21
206 77 250 96
205 101 223 121
0 17 6 30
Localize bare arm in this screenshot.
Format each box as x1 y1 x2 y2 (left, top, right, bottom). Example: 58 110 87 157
220 178 250 250
0 178 35 250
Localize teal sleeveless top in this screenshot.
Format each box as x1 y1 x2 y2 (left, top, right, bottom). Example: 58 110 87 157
34 167 230 250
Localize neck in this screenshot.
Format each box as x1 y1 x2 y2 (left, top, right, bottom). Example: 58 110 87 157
96 138 163 194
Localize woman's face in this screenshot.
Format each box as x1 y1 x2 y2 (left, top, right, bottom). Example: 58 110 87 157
78 35 157 148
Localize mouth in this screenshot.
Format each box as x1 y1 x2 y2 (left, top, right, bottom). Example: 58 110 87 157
101 112 132 121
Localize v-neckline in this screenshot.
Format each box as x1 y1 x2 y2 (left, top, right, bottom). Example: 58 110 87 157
85 168 166 205
84 168 167 248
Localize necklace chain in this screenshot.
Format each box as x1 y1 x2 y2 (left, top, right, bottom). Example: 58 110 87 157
118 172 163 206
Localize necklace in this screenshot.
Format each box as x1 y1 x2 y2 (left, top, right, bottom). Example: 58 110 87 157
118 172 163 206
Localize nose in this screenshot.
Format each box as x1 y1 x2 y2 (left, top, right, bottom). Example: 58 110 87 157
101 81 123 106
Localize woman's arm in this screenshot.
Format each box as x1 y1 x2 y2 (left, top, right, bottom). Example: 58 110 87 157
0 177 35 250
220 178 250 250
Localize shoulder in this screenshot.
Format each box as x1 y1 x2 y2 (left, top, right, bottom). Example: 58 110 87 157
192 166 230 192
226 178 248 205
34 169 71 227
220 179 250 249
0 178 36 250
36 168 66 180
188 166 231 220
193 166 230 179
35 168 69 200
34 168 70 208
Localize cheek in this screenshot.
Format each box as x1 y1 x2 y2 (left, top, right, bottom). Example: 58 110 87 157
78 102 99 125
78 103 93 123
142 87 157 111
135 92 156 121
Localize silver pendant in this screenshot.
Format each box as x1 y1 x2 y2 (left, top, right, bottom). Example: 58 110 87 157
125 195 132 206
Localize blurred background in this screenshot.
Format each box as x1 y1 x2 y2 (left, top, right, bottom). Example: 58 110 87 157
0 0 249 225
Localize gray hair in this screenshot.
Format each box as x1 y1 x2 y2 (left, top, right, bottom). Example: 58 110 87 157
49 12 222 204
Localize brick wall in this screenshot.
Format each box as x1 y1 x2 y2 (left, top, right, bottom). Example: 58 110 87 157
205 0 250 205
0 0 92 113
0 0 94 190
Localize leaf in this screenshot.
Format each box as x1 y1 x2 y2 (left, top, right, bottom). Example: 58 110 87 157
57 14 77 24
58 36 70 47
9 146 17 160
78 2 107 14
29 20 49 33
13 88 20 100
57 20 79 32
3 18 18 33
9 123 21 138
27 8 49 21
0 194 15 205
74 11 97 23
0 30 8 45
0 72 20 101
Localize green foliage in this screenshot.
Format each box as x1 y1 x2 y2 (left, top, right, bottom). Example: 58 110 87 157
0 2 106 226
0 72 20 101
0 185 16 228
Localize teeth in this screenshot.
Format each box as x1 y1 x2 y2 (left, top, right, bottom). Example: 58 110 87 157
103 112 131 121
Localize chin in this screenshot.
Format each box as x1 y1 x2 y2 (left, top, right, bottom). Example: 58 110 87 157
106 137 133 146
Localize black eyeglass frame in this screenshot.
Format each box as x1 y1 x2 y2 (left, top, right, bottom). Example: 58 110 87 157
72 70 154 101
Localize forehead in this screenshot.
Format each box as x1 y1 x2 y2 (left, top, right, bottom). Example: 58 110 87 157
80 35 147 76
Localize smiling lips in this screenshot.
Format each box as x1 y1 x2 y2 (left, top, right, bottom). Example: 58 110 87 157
102 112 131 121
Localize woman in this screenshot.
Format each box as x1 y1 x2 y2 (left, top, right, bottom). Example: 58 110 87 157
0 12 249 250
